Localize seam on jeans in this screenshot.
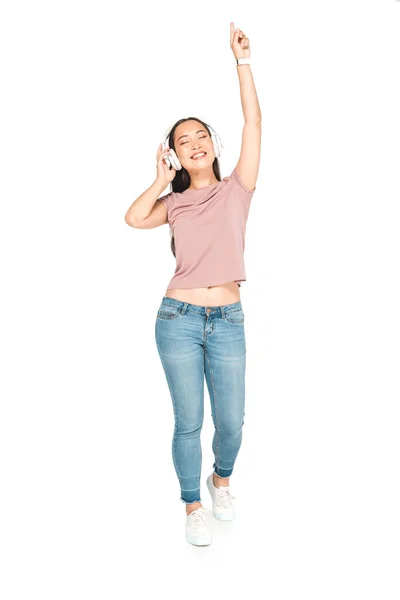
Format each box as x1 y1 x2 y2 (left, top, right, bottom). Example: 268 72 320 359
155 333 181 479
204 346 220 469
224 311 245 324
214 464 233 473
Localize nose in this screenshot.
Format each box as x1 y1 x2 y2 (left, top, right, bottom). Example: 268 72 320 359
191 144 204 154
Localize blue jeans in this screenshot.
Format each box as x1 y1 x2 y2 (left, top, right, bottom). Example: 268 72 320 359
155 296 246 504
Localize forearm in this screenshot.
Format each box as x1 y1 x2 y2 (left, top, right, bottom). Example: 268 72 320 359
125 178 167 226
236 64 261 123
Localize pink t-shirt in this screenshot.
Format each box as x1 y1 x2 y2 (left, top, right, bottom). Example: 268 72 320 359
159 167 256 290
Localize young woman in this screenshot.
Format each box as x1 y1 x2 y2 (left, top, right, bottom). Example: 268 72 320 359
125 23 261 546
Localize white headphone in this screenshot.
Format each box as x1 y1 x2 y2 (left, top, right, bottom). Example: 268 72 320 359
162 121 224 170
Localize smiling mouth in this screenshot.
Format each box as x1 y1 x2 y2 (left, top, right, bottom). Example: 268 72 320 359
191 152 207 160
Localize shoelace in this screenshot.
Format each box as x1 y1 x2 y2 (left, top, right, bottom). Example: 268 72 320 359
215 486 236 509
188 508 208 532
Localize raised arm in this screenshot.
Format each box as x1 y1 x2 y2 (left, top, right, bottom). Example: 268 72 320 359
230 22 262 193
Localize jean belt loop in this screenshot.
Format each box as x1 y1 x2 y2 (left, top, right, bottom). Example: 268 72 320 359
181 302 188 315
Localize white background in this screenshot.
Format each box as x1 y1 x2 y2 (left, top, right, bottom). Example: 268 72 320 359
1 0 399 598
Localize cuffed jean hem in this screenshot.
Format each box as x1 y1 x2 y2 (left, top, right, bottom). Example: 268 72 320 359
213 463 233 479
180 489 201 504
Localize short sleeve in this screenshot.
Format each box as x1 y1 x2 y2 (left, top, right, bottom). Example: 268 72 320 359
158 190 174 209
158 190 175 224
230 167 256 195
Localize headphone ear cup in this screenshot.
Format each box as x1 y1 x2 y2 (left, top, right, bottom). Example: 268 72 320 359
162 141 182 170
211 131 223 158
166 148 182 170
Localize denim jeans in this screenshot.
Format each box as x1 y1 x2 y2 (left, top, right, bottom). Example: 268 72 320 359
155 296 246 504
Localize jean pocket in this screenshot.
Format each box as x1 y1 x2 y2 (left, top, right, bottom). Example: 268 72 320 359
157 304 182 320
224 308 245 324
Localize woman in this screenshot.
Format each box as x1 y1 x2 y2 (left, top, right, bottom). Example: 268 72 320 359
125 23 261 546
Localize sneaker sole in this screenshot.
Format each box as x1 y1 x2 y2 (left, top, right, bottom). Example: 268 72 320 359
186 533 213 546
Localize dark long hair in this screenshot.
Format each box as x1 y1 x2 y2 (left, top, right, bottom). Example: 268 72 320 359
166 117 222 257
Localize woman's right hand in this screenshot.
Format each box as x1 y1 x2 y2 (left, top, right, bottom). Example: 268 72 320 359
156 143 177 185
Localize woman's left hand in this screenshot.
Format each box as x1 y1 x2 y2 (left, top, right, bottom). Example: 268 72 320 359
230 22 250 60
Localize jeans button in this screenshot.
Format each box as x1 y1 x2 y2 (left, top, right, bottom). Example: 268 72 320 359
206 308 211 314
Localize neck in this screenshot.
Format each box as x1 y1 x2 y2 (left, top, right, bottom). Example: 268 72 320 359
187 170 219 190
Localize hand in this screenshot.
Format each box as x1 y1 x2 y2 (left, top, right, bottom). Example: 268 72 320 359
156 143 176 185
230 22 250 61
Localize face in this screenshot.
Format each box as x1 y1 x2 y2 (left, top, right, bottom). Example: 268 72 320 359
173 120 214 172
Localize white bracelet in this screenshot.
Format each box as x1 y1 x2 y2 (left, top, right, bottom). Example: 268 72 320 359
236 58 251 66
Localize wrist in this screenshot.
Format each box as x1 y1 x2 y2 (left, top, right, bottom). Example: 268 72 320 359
154 177 169 193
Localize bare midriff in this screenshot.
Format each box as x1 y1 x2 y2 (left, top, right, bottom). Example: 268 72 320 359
164 281 241 307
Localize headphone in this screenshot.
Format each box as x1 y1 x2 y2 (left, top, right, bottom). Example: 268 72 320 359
162 121 224 170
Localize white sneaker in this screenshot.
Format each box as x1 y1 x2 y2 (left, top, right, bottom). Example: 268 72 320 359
185 507 213 546
206 473 236 521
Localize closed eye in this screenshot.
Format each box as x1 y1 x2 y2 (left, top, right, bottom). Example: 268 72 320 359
181 136 207 145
